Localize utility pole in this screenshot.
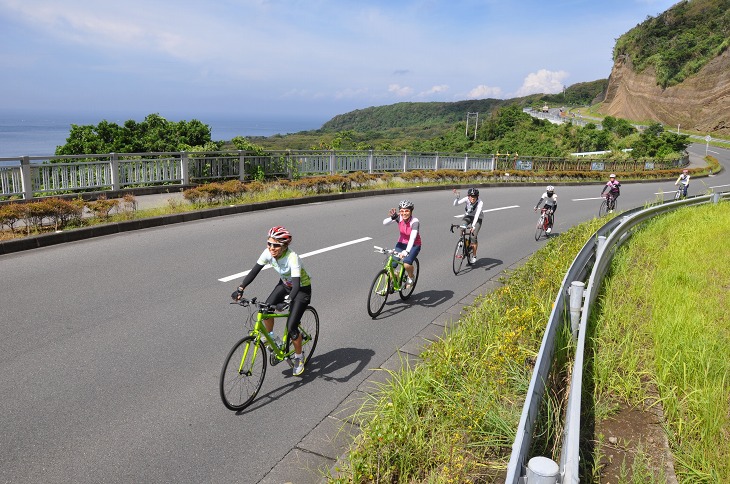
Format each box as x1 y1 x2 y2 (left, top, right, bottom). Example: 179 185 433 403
466 112 478 140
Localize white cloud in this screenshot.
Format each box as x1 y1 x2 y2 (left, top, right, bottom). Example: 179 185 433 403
466 85 503 99
417 85 449 97
515 69 570 96
388 84 414 97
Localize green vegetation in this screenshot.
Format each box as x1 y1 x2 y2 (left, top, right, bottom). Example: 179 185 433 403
55 113 219 155
613 0 730 88
591 203 730 481
328 218 607 482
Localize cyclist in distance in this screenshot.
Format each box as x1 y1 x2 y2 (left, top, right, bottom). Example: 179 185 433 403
534 185 558 234
600 174 621 212
452 188 484 263
675 168 690 198
232 226 311 376
383 199 421 288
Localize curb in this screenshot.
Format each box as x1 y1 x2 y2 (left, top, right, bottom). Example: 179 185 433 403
259 256 530 484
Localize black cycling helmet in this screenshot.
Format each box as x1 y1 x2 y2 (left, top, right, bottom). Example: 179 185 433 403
467 188 479 197
398 199 414 210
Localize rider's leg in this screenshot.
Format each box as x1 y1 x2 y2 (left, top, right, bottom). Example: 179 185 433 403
264 283 289 332
286 287 311 355
470 220 482 257
402 245 421 280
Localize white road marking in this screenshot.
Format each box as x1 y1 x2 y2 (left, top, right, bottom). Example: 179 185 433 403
218 236 372 282
452 205 520 217
572 197 605 201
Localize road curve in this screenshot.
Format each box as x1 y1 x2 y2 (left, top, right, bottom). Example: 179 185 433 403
1 144 727 483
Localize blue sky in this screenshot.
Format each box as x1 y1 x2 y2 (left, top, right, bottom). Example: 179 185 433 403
0 0 678 123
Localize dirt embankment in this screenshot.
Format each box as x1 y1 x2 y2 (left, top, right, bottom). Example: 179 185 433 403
599 49 730 136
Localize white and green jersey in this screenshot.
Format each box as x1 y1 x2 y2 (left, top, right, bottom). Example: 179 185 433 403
256 248 311 287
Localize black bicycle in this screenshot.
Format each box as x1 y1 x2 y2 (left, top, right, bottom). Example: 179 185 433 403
599 193 618 216
450 223 474 275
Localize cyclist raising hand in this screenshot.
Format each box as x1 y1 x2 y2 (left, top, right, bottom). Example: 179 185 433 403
232 226 312 376
600 174 621 212
383 200 421 288
453 188 483 264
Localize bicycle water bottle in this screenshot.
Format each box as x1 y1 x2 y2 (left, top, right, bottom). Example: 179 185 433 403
269 331 283 350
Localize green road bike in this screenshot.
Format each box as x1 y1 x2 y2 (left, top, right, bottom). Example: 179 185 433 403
599 193 618 216
366 246 420 318
450 223 475 274
219 297 319 411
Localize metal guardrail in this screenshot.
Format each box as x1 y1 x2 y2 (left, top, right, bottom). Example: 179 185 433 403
1 149 685 200
505 190 730 484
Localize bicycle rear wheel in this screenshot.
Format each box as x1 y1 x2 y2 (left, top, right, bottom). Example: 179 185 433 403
367 269 390 318
219 336 267 411
452 239 465 274
674 189 681 200
298 307 319 365
598 199 609 216
399 258 419 300
534 215 545 240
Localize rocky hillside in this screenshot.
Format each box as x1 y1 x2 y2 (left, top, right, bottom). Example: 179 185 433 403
599 0 730 135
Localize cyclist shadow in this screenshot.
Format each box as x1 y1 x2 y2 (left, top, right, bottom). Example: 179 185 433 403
459 256 502 272
234 347 375 415
372 289 454 320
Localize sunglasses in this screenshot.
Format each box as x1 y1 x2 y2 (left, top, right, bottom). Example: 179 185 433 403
267 241 284 248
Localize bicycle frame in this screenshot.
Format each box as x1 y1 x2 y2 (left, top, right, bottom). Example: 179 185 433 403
374 246 409 292
238 299 299 367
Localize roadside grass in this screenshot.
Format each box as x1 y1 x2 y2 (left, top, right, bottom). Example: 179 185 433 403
328 217 608 482
591 202 730 482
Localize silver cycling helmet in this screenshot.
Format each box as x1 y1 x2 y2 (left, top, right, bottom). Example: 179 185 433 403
398 199 414 210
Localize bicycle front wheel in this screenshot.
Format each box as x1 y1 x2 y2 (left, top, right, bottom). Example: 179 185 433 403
219 336 267 411
367 269 390 318
399 257 419 300
299 307 319 365
534 215 545 241
452 239 465 274
598 199 609 216
674 189 681 200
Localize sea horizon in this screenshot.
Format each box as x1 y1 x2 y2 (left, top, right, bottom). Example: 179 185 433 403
0 111 329 160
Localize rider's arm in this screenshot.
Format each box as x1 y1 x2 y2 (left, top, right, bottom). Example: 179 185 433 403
238 263 264 290
288 277 301 301
453 196 467 206
383 216 397 225
534 197 544 210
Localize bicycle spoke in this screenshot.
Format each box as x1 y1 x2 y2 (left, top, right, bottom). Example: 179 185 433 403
400 258 419 300
219 336 267 411
298 307 319 365
452 239 464 274
367 270 390 318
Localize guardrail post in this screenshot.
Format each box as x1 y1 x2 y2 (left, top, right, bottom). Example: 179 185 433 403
463 153 469 172
434 152 439 171
596 235 607 256
110 153 120 191
368 150 374 174
568 281 585 339
526 456 559 483
329 150 335 174
181 151 190 186
238 150 246 182
712 192 720 204
402 151 408 172
20 156 33 200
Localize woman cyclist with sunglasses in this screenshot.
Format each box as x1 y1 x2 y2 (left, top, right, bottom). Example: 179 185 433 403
232 226 312 376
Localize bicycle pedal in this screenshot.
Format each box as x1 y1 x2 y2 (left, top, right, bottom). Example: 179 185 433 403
269 351 280 366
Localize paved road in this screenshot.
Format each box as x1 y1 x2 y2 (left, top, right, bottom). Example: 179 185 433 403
1 144 727 483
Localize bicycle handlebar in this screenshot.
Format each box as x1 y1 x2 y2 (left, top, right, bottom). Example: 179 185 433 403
373 245 398 255
233 297 289 313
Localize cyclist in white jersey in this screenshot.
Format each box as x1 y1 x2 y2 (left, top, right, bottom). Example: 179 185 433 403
675 169 690 197
453 188 484 264
534 185 558 234
232 226 311 376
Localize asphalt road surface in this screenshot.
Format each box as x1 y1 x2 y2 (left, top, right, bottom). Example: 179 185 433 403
1 144 728 483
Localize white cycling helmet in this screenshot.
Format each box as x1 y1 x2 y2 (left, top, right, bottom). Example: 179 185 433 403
609 173 616 178
546 185 554 192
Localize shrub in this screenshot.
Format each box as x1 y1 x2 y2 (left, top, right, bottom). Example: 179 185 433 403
0 203 24 233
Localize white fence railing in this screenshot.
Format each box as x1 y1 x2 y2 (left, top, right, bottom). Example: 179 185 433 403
0 149 686 201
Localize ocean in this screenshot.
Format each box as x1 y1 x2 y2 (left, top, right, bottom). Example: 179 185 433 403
0 112 328 160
